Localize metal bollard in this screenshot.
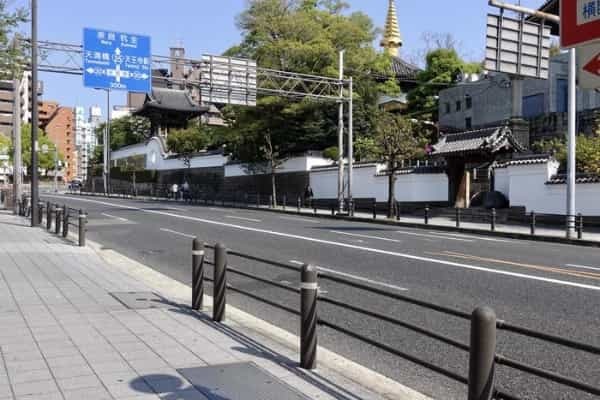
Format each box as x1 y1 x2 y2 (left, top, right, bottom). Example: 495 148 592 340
468 307 497 400
456 207 461 228
530 211 536 236
577 213 583 240
490 208 496 232
349 199 355 217
46 202 52 230
372 200 377 219
424 206 429 225
62 208 69 238
395 201 400 221
300 263 318 370
213 243 227 322
297 196 301 214
55 207 61 235
257 193 260 208
38 203 44 225
192 238 205 310
269 195 273 208
78 211 86 247
331 205 335 216
282 195 287 211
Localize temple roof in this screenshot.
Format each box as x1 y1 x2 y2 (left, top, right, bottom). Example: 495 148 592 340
134 88 208 116
391 57 420 80
431 126 527 157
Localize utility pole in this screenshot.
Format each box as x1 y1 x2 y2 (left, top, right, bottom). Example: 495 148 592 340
30 0 39 227
337 50 344 213
103 89 111 195
566 48 577 238
347 77 353 213
12 77 21 214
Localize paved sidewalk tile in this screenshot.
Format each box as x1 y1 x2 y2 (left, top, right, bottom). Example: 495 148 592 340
0 211 393 400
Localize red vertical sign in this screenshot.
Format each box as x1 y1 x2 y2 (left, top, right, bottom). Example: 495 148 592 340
561 0 600 48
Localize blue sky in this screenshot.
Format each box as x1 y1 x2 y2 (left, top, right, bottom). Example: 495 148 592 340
12 0 544 118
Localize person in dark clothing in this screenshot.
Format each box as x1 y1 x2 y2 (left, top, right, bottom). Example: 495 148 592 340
304 185 314 207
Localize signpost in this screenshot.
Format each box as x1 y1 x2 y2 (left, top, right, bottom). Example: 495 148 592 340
83 28 151 92
577 43 600 89
560 0 600 48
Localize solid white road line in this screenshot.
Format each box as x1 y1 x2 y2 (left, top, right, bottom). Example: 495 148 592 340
427 231 512 243
159 228 196 239
225 215 261 223
330 230 402 243
396 229 474 242
289 260 408 291
566 264 600 272
279 216 320 223
51 195 600 292
101 213 129 222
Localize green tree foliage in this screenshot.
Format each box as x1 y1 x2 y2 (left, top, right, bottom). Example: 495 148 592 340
219 0 399 202
322 146 339 161
407 48 481 120
0 1 28 79
166 123 210 168
95 116 151 151
372 112 429 217
10 124 63 175
533 134 600 175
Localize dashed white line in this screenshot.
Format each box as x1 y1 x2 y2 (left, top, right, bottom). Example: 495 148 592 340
225 215 261 223
330 230 402 243
49 195 600 292
279 216 319 223
396 229 474 242
160 228 196 239
289 260 408 291
101 213 129 222
566 264 600 272
427 231 512 243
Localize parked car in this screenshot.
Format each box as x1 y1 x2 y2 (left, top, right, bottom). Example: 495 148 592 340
68 179 82 190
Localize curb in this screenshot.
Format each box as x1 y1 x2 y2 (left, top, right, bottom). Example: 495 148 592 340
85 238 432 400
73 191 600 248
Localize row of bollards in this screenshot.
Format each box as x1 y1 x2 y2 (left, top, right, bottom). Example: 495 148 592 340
190 239 499 399
42 202 87 247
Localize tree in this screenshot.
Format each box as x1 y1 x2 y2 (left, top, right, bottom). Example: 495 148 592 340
166 123 210 170
322 146 338 161
10 124 63 178
533 133 600 175
372 112 429 218
407 48 481 120
95 116 151 151
0 1 28 80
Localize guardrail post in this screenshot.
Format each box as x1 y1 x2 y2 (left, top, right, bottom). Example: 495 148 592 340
192 238 205 310
372 200 377 219
78 210 86 247
297 196 301 214
530 211 536 236
62 207 69 238
54 206 61 235
456 207 461 228
46 202 52 230
424 205 429 225
213 243 227 322
468 307 496 400
300 263 318 370
490 208 496 232
577 213 583 240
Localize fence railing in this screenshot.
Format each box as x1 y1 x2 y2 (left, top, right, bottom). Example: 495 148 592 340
187 240 600 400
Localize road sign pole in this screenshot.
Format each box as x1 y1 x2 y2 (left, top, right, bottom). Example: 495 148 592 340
566 48 577 239
106 89 111 195
337 50 344 214
30 0 39 227
12 77 22 214
347 77 353 215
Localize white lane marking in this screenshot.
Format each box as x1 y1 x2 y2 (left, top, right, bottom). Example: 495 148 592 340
225 215 261 223
428 231 512 243
396 229 474 242
330 230 402 243
279 216 319 223
51 195 600 292
160 228 196 239
101 213 129 222
289 260 408 291
566 264 600 272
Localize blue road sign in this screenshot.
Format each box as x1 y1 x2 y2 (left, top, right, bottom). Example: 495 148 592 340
83 28 151 93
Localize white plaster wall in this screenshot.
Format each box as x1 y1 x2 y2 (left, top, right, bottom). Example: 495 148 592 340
494 168 510 199
393 173 448 202
224 155 333 178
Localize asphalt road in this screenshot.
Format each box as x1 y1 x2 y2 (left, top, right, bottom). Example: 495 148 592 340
41 193 600 400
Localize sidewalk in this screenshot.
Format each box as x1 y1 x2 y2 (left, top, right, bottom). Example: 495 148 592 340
0 211 427 400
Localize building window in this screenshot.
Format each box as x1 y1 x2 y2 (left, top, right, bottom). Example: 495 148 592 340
445 103 451 114
456 100 461 111
465 117 472 129
465 95 472 109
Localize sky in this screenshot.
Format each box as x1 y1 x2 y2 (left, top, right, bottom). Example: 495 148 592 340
10 0 545 119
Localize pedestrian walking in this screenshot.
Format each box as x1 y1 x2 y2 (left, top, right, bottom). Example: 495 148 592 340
171 183 178 200
304 185 313 207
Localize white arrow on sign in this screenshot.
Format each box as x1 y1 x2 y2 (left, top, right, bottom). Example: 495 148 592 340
577 42 600 90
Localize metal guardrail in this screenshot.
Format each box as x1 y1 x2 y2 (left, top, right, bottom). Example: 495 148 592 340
186 240 600 400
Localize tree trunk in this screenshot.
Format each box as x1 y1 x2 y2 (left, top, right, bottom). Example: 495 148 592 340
271 168 277 208
387 171 397 219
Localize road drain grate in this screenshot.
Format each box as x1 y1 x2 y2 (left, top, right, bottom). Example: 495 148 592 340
178 362 309 400
109 291 173 310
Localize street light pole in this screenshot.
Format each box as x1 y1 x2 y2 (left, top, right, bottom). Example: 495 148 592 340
12 77 22 214
337 50 345 214
566 48 577 238
30 0 39 227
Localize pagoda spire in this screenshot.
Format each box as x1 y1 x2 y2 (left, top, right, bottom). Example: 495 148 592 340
380 0 402 57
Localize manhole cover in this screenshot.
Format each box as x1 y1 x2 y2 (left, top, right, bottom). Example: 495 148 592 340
109 292 173 310
178 362 309 400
